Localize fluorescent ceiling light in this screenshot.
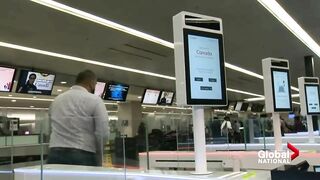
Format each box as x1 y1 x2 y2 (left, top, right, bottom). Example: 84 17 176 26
292 101 300 105
227 88 263 97
142 105 192 110
0 106 48 110
258 0 320 57
244 97 265 102
60 81 67 84
0 96 54 102
11 99 17 102
30 0 174 49
291 94 299 98
0 41 175 80
29 0 301 94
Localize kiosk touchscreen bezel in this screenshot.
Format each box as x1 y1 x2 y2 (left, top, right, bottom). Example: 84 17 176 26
183 28 227 105
270 68 292 112
0 66 16 92
304 84 320 115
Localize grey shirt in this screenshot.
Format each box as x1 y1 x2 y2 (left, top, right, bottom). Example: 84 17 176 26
49 85 108 153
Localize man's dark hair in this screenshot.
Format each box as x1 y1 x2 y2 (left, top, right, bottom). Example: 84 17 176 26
29 73 37 79
75 70 97 84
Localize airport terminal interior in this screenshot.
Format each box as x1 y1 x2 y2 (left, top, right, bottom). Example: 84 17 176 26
1 0 320 180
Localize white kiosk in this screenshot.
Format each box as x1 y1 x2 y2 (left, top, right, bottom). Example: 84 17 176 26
173 12 227 174
298 77 320 143
262 58 292 151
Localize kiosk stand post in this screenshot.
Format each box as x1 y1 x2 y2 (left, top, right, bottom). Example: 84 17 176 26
192 106 210 174
272 113 282 151
307 115 315 143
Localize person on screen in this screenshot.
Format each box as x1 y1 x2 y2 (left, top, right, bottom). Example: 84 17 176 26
159 92 168 104
18 73 38 93
18 73 38 92
278 80 286 93
47 70 109 166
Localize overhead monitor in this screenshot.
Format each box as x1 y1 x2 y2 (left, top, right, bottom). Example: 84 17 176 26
235 102 243 111
271 68 292 112
94 82 106 98
142 89 161 105
16 70 55 95
240 103 249 111
158 91 175 105
0 66 16 92
305 84 320 114
104 82 129 101
183 29 226 105
251 104 264 112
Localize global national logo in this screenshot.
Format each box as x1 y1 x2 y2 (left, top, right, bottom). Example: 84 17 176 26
258 143 299 164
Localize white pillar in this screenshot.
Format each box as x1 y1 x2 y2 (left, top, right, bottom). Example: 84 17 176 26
307 115 315 143
191 106 211 174
272 113 282 150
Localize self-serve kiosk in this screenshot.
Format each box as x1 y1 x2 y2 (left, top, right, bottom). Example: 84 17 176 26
173 12 227 174
298 77 320 143
262 58 292 150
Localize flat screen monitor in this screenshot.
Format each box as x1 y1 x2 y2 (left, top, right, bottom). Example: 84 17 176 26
228 102 236 111
183 29 227 105
305 84 320 114
314 166 320 172
0 66 15 92
251 104 264 112
240 103 249 111
94 82 106 98
142 89 161 105
158 91 174 105
16 70 55 95
235 102 243 111
104 82 129 101
271 68 292 112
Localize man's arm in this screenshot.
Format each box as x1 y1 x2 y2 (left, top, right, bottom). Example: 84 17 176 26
93 100 109 166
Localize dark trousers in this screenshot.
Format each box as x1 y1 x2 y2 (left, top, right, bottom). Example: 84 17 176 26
47 147 98 166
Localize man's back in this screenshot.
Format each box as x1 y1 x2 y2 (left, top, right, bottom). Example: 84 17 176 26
49 85 108 153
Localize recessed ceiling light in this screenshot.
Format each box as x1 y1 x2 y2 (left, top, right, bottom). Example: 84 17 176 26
143 107 146 109
57 89 63 92
33 96 37 99
11 100 16 102
60 81 67 84
30 106 34 108
8 94 12 97
137 96 142 99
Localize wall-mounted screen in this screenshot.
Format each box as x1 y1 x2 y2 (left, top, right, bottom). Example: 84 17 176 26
104 82 129 101
0 66 15 92
305 84 320 114
251 104 264 112
158 91 174 105
183 29 226 105
271 68 292 112
16 70 55 95
142 89 161 105
94 82 106 98
235 102 243 111
240 103 249 111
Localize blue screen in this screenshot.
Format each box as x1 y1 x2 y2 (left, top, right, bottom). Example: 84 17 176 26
104 83 129 101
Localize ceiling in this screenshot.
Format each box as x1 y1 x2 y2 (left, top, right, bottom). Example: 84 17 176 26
0 0 318 109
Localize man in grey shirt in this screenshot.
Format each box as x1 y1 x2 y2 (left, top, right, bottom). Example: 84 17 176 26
47 70 108 166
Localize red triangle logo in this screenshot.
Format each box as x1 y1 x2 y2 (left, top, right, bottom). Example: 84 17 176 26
287 143 299 160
